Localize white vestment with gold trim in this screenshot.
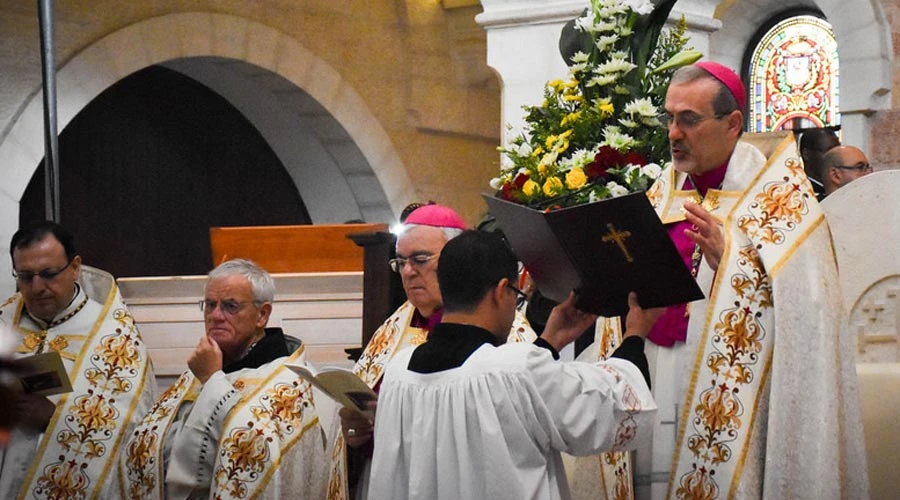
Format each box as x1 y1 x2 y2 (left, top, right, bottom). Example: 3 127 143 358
595 137 868 499
326 301 536 500
125 346 326 500
0 265 156 500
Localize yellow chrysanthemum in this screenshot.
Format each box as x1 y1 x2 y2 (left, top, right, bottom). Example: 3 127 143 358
563 94 583 103
548 79 564 91
522 179 540 197
545 135 558 149
566 168 587 189
543 177 564 197
597 99 615 117
537 163 548 176
560 111 582 127
530 146 544 158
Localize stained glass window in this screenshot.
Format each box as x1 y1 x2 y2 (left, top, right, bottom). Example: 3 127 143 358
748 15 839 132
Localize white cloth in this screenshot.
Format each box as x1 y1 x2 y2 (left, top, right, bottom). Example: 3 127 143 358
368 342 657 500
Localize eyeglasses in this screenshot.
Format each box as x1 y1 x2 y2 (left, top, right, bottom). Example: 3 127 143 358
389 254 437 273
508 284 528 308
199 299 260 315
12 259 73 284
658 111 727 130
832 162 872 173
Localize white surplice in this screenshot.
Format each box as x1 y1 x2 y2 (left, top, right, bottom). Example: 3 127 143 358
368 342 657 500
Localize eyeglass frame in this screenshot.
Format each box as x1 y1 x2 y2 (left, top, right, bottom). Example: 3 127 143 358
389 253 438 273
199 299 262 316
657 110 730 130
11 258 74 284
831 162 872 173
507 284 528 308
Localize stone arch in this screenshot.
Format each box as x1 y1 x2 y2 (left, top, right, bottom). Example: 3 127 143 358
0 12 415 225
709 0 892 151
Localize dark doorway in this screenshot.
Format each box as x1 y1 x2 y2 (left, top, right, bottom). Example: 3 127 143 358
20 65 311 277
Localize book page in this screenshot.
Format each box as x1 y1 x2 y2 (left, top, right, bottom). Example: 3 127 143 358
287 364 376 415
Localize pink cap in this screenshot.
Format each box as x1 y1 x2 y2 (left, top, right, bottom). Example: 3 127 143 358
695 61 746 112
404 204 467 230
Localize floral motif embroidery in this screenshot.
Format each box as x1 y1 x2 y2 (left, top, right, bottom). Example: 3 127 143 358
34 459 90 500
675 465 718 500
32 315 146 499
214 380 315 498
123 372 196 499
677 244 772 497
646 178 665 209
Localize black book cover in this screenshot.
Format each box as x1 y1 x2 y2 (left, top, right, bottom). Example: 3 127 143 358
484 192 704 317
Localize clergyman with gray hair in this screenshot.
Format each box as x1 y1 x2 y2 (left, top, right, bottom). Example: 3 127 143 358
117 258 327 499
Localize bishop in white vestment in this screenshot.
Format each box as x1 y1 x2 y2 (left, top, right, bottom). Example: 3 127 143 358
586 62 868 499
369 230 658 500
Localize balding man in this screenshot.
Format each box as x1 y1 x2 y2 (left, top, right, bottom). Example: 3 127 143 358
822 145 873 195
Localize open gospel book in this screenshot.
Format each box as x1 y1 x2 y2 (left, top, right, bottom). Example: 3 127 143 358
287 364 376 415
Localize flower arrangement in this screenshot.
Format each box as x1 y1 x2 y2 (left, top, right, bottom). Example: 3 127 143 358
490 0 700 209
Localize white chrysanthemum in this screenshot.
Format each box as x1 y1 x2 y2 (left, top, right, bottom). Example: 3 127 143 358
540 150 559 166
614 85 631 95
618 26 633 37
618 118 639 128
516 142 533 157
570 51 590 64
569 62 588 73
642 163 663 179
604 129 636 150
489 177 505 190
624 0 655 15
574 15 595 32
610 50 628 60
607 181 629 198
595 35 619 51
596 58 636 75
568 148 595 169
586 74 617 87
641 115 662 127
594 21 618 33
624 98 658 117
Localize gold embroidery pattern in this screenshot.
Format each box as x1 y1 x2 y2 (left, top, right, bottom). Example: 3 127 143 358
677 245 772 498
646 176 666 209
24 331 45 351
326 434 347 500
48 335 69 352
34 309 146 498
34 459 90 499
214 380 315 499
606 452 632 500
123 372 196 499
737 172 810 247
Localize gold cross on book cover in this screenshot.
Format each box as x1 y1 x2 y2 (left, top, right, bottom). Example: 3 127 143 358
484 192 704 317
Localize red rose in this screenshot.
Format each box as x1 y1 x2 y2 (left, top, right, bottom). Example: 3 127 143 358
584 160 608 180
501 182 515 200
624 151 648 166
594 146 625 168
513 172 529 188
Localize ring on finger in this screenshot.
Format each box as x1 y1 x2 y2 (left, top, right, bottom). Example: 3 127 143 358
347 428 357 437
